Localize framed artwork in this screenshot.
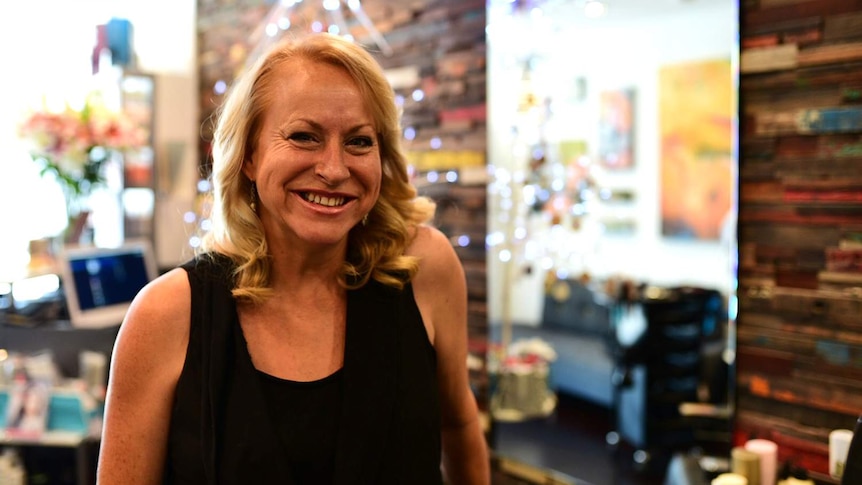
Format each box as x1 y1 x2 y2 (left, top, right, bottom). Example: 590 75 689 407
598 88 635 170
659 59 733 240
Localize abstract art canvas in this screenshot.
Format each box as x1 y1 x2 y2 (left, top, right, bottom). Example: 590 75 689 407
659 59 733 240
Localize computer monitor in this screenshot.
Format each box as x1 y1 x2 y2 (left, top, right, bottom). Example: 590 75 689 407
57 240 158 328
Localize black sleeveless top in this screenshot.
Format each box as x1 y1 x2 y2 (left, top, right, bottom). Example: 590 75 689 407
258 368 343 483
164 255 442 484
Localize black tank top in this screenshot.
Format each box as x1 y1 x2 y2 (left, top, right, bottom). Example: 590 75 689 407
164 255 442 485
257 368 343 484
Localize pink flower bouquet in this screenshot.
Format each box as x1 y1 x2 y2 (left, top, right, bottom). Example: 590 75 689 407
19 96 145 200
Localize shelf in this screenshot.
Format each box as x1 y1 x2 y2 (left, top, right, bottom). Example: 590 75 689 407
0 430 89 449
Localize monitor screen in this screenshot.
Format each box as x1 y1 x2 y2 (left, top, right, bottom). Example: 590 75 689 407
59 241 158 328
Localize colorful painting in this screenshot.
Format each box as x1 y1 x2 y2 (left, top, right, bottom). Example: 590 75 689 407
659 59 733 240
598 88 635 169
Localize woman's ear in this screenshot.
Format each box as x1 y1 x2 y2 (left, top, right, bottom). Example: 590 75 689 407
241 158 255 180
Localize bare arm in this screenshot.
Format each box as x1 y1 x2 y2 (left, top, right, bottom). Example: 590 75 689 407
409 226 491 484
96 268 191 485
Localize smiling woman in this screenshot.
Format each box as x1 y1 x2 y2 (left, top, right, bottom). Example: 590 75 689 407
241 58 382 256
96 33 490 485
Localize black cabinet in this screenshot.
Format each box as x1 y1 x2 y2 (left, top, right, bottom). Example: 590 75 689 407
611 287 730 471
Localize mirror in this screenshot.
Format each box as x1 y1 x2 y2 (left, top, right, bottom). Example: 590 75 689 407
485 0 738 482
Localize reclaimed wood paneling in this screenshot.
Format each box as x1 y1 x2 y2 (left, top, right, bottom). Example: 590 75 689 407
738 1 862 482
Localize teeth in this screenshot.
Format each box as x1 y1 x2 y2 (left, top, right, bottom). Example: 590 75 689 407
303 193 345 207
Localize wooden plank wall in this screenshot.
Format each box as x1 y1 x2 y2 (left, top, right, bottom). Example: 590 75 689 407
195 0 489 415
738 0 862 482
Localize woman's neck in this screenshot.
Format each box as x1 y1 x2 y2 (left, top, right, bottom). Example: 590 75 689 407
267 242 346 290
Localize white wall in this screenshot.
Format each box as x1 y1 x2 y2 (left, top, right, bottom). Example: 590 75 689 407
487 1 738 325
0 0 198 278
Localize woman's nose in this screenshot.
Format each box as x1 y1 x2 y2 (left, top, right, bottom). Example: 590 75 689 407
314 143 350 185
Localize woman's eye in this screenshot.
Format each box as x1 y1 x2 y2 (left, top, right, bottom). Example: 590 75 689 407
289 132 316 142
347 136 374 148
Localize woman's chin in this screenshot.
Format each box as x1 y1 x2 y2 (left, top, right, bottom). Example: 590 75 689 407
286 223 356 248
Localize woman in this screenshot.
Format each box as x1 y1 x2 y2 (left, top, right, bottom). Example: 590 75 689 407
96 33 490 484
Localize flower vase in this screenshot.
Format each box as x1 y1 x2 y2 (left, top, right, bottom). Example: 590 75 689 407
66 210 92 245
64 192 93 246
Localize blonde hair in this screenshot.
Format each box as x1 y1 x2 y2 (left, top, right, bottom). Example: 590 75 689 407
201 33 435 302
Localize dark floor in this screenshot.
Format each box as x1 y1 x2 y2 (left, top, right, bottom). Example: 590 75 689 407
490 393 708 485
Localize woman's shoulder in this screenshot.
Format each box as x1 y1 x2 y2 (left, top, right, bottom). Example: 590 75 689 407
406 225 464 286
142 251 236 323
124 268 191 332
407 225 451 260
408 224 449 250
111 268 191 383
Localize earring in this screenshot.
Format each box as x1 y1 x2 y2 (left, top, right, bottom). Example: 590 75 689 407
362 214 368 226
250 182 258 212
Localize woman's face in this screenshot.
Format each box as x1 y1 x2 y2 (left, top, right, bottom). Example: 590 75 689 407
244 58 382 252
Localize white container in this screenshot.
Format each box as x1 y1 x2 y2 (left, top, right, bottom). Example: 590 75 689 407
829 428 854 480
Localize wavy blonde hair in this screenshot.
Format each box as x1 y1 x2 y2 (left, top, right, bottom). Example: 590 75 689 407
200 33 435 302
